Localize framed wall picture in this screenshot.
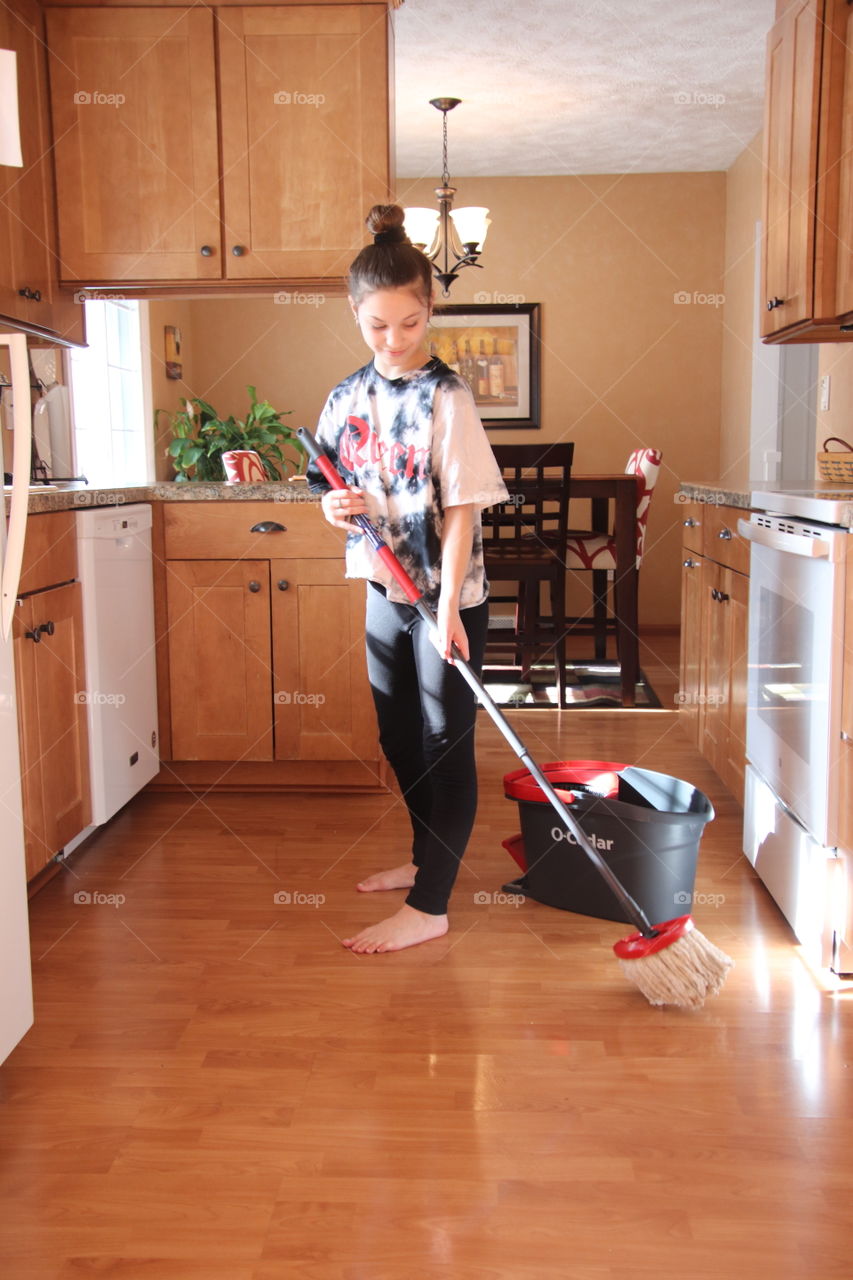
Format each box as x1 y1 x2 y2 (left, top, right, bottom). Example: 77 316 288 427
431 302 541 429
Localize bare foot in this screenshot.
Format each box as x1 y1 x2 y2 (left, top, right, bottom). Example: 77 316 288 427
356 862 416 893
342 904 448 954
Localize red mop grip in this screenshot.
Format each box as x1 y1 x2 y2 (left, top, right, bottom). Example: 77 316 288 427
314 454 348 491
375 543 421 604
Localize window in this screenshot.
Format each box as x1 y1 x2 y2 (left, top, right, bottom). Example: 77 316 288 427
68 299 153 489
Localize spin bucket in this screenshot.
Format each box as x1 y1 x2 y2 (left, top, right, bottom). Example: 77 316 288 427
503 760 715 925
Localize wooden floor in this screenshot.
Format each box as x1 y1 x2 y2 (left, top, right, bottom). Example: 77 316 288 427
2 633 851 1279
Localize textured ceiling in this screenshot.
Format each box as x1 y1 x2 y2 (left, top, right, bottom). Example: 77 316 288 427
393 0 776 177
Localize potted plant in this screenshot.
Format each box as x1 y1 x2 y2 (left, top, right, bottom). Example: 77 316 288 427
157 385 305 482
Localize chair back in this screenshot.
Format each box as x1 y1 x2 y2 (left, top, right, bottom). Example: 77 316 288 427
483 444 574 560
625 447 662 567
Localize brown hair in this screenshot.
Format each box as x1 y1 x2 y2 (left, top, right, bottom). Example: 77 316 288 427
348 204 434 308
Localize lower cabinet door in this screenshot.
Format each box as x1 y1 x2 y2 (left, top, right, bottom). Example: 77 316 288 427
166 560 273 761
678 551 704 744
13 584 91 878
271 559 377 763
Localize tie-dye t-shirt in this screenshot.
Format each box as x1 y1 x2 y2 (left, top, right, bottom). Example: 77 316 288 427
307 356 509 607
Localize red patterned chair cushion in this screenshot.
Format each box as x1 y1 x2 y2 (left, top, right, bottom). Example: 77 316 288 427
565 447 663 571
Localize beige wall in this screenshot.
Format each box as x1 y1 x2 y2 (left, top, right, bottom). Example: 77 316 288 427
720 132 763 487
163 172 726 624
147 299 199 481
817 344 853 454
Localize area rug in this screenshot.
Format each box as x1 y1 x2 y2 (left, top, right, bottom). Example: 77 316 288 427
481 663 662 708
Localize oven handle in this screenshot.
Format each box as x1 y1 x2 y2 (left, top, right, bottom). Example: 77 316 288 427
737 517 831 559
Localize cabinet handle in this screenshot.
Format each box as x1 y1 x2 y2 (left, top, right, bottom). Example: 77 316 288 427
25 628 42 644
39 620 55 637
248 580 261 593
766 296 785 310
682 517 697 527
683 558 699 569
232 245 247 257
18 287 42 302
718 527 733 540
200 244 214 257
718 591 729 603
277 579 289 591
250 521 286 533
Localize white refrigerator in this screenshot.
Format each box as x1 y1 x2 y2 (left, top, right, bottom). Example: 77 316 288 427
1 331 35 1063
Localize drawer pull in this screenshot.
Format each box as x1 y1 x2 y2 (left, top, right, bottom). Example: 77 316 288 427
718 528 733 540
250 521 286 534
682 517 697 527
683 558 699 569
232 244 247 257
766 296 785 311
277 579 289 591
18 286 42 302
200 245 214 257
248 580 261 593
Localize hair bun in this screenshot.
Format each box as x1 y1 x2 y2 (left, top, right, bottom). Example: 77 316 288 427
373 226 408 246
366 203 406 235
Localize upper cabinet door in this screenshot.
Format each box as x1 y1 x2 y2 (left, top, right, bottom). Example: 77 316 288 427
46 7 222 283
833 1 853 318
760 0 822 339
0 0 55 326
218 5 391 280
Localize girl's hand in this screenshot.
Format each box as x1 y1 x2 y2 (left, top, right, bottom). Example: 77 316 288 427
432 598 469 663
321 486 368 531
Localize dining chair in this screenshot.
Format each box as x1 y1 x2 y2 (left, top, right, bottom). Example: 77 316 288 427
564 446 663 661
481 443 574 707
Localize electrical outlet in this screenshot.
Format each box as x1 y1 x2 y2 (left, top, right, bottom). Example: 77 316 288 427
820 374 831 412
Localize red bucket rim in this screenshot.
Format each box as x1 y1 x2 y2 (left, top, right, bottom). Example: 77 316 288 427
503 759 625 805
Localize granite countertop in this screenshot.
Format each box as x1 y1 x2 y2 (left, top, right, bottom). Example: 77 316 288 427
676 482 752 509
6 479 321 515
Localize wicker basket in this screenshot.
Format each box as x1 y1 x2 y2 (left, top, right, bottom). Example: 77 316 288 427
816 437 853 483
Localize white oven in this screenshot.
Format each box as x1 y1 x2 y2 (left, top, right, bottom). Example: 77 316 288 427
739 500 850 970
738 512 848 846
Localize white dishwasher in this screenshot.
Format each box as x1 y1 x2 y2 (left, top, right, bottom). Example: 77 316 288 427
76 503 159 824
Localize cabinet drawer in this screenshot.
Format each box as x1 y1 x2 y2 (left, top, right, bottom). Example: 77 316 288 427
163 500 343 560
702 505 750 575
18 511 78 595
678 501 705 553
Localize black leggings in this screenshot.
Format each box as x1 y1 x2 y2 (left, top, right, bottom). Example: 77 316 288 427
365 582 490 915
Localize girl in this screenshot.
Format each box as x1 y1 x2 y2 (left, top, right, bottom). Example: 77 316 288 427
307 204 508 954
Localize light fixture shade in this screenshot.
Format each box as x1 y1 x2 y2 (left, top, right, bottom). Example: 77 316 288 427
449 206 490 250
403 206 440 249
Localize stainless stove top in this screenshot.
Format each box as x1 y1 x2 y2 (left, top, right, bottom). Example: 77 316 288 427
750 483 853 527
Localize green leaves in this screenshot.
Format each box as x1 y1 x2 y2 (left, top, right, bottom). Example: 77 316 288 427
157 387 305 483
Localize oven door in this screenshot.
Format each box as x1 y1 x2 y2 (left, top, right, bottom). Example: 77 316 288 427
739 516 847 845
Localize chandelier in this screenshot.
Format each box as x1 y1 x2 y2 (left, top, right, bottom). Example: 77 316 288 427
404 98 490 297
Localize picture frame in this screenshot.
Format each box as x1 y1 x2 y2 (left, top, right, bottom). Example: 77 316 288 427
431 302 541 430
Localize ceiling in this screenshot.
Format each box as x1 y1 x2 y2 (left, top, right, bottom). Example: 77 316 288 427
393 0 776 179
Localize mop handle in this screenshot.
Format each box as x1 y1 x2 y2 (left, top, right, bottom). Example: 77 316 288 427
298 427 657 938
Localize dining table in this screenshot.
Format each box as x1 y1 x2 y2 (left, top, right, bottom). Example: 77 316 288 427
568 473 639 707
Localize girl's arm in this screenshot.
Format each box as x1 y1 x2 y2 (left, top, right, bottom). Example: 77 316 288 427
435 503 475 661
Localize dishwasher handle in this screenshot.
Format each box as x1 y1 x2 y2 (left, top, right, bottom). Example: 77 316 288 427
737 517 831 559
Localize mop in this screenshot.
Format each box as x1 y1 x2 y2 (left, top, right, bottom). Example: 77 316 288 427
298 427 733 1010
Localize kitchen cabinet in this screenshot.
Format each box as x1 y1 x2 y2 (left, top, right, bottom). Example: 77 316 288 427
12 515 91 879
45 3 392 288
157 501 382 790
761 0 853 342
678 502 750 803
0 0 86 344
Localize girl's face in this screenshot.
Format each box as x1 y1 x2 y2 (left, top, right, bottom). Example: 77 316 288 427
351 286 432 379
